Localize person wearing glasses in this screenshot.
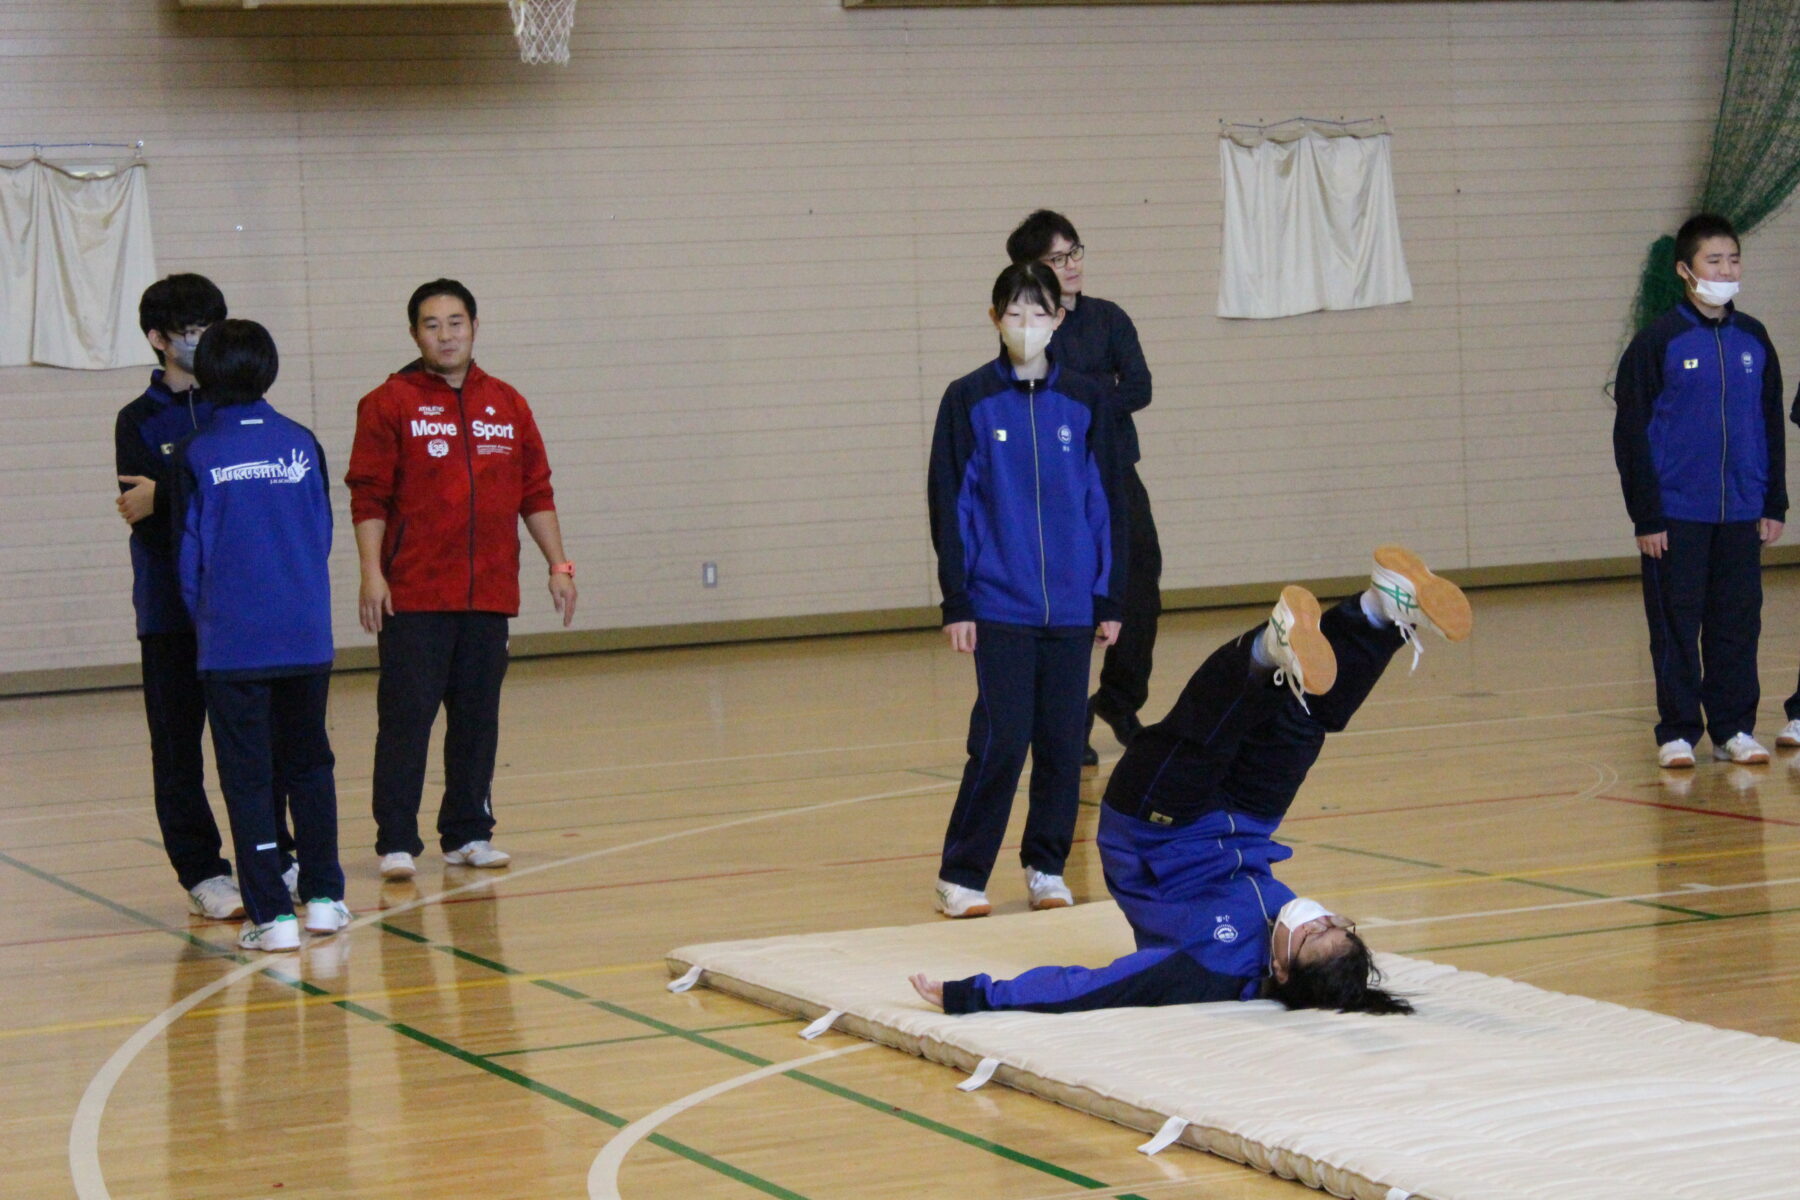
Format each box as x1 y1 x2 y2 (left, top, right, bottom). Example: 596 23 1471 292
1006 211 1159 768
909 545 1472 1016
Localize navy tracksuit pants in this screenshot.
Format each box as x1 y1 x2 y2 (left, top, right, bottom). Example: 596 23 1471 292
1639 518 1762 747
141 630 293 890
1091 467 1162 723
939 624 1092 890
372 612 510 856
1105 596 1405 829
204 671 343 925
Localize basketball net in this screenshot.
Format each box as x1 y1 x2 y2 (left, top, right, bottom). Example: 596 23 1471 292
509 0 576 65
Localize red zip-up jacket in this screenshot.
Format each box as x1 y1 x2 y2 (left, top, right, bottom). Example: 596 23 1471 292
345 361 555 616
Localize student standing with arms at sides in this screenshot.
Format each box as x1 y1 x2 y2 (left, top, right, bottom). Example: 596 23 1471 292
1614 213 1787 769
115 274 260 920
1007 211 1159 767
173 320 347 951
346 279 576 881
927 261 1128 918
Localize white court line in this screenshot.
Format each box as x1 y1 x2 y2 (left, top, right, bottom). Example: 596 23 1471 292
329 734 966 794
586 1043 873 1200
68 779 951 1200
1358 875 1800 930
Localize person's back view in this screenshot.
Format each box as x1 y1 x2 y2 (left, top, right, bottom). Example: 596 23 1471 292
174 320 346 951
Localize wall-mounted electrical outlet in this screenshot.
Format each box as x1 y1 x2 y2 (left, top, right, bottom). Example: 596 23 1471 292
702 561 718 588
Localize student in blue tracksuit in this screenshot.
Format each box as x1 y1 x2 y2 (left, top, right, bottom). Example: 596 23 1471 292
1613 213 1787 769
927 261 1129 919
910 546 1472 1016
115 274 245 918
174 320 348 952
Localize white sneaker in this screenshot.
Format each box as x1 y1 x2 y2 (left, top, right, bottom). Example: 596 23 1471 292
1657 739 1696 769
238 913 301 952
1370 545 1474 670
282 862 300 904
934 879 991 919
1023 868 1073 910
444 840 511 868
304 898 353 935
1260 585 1337 709
187 874 245 920
1713 733 1770 765
379 851 416 880
1777 719 1800 748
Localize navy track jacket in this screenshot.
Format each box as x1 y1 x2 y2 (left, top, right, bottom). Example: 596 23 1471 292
928 354 1128 628
1613 300 1787 535
1053 295 1152 466
115 371 215 637
173 399 334 678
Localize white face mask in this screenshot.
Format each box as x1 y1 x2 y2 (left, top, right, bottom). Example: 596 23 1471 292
1688 275 1740 307
999 323 1053 364
1276 896 1333 934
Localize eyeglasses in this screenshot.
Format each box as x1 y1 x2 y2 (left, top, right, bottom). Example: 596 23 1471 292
1041 244 1085 270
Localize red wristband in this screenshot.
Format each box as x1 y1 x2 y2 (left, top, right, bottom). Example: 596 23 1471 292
550 562 575 577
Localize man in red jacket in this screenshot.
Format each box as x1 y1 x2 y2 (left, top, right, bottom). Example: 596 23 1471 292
346 279 577 880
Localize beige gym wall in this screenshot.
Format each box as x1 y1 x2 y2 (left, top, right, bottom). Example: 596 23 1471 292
4 0 1793 685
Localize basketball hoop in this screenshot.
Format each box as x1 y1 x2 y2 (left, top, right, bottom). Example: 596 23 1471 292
509 0 575 65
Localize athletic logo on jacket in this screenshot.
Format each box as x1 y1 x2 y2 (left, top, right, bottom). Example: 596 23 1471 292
209 449 313 486
1744 351 1756 374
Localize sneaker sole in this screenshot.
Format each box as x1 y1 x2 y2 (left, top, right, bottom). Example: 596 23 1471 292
1713 750 1770 764
189 898 245 921
1029 897 1072 910
1277 586 1337 695
380 863 416 880
446 858 511 869
1373 545 1472 642
1659 756 1696 769
936 902 991 919
1780 736 1800 748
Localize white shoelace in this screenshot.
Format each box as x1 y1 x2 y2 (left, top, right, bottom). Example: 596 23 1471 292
1271 665 1312 714
1396 619 1424 672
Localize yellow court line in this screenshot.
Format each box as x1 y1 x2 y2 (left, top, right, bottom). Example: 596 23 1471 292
1319 838 1800 901
0 958 664 1042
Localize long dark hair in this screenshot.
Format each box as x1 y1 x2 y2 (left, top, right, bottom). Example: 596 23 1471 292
1261 929 1414 1016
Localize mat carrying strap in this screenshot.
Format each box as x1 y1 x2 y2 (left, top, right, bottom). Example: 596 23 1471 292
1137 1115 1188 1155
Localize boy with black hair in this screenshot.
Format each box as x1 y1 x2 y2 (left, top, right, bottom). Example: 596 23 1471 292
1613 213 1787 768
115 273 246 919
174 319 347 952
1007 210 1159 766
927 261 1127 918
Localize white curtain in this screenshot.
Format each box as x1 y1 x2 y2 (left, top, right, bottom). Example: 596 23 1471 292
0 157 157 369
1217 121 1412 320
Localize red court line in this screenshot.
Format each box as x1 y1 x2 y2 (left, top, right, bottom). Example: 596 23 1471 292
1595 794 1800 827
1286 790 1575 822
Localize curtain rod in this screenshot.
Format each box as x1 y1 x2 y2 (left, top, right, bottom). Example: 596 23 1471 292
1219 117 1384 132
0 141 144 152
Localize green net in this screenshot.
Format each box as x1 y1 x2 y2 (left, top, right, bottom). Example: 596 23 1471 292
1630 0 1800 331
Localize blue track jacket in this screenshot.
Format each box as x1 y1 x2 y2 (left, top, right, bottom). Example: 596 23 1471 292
941 860 1280 1013
174 400 334 678
1613 300 1787 535
115 371 215 637
928 354 1127 628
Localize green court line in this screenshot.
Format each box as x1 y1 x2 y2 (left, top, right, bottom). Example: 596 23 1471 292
0 851 819 1200
484 1017 795 1060
1303 840 1723 919
1412 903 1800 954
400 931 1154 1200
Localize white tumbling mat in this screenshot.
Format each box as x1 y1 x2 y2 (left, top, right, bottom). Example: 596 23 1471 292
668 902 1800 1200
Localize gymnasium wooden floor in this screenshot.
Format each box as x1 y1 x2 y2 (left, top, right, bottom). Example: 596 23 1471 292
7 570 1800 1199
